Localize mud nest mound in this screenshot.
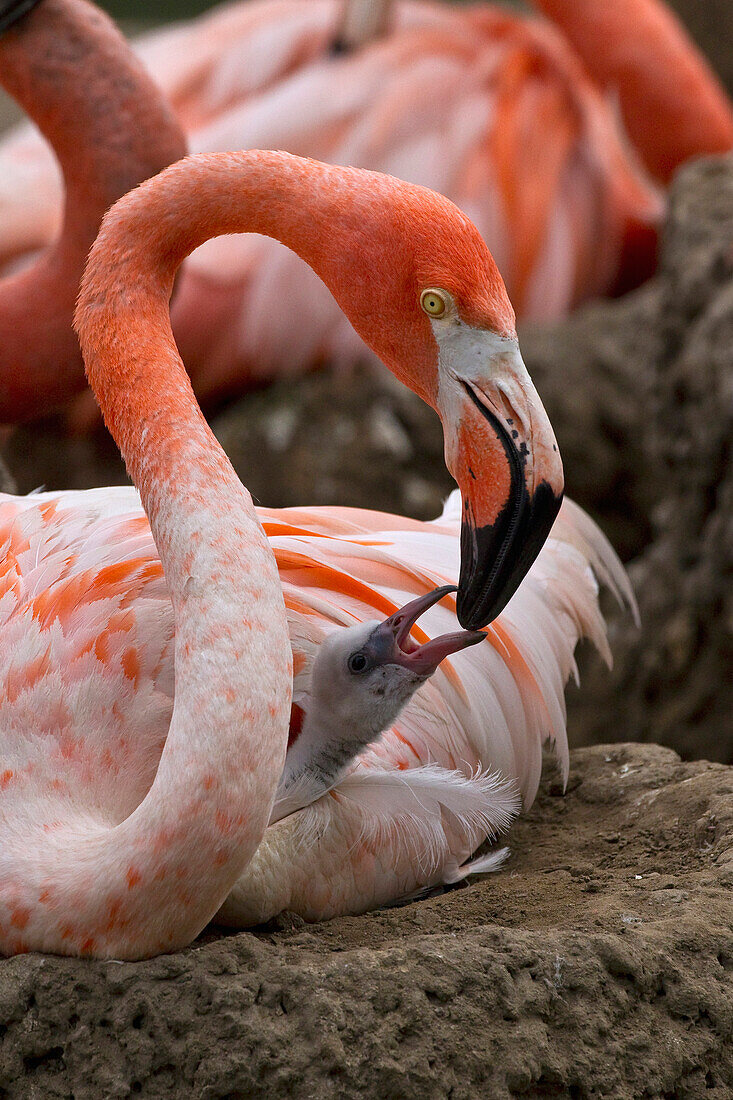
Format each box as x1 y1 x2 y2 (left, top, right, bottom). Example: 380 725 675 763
1 743 731 1098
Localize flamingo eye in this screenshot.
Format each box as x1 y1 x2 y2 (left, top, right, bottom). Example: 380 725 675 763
420 288 448 317
347 652 369 674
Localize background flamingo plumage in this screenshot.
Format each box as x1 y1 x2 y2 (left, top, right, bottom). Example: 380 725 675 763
0 0 730 408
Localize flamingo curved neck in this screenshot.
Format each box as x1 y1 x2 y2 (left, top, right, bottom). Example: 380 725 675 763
8 154 304 958
62 150 412 955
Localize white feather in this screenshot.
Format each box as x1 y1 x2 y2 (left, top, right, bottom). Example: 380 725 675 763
292 764 520 883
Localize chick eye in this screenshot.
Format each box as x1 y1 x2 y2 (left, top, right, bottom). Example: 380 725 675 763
347 652 369 674
420 288 448 317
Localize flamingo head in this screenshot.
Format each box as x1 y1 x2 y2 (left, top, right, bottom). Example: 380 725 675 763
320 170 564 629
425 301 564 631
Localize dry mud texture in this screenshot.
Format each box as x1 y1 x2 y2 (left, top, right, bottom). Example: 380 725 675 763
7 152 730 763
1 743 732 1099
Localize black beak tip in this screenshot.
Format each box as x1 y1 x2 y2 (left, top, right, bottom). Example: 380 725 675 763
457 481 563 629
455 592 484 632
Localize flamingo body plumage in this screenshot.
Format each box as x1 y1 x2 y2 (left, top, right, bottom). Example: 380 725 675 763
0 484 633 933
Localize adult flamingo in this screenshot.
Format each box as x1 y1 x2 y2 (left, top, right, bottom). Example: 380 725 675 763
0 0 185 421
0 150 562 957
1 0 730 411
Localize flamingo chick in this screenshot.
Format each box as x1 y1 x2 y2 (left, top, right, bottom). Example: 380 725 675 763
219 489 635 928
272 584 487 821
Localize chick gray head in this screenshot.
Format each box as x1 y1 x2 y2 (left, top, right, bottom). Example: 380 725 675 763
272 585 485 822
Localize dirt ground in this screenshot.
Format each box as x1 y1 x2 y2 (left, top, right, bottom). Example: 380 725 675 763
0 743 731 1098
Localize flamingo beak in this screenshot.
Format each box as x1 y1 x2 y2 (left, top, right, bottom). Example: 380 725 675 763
438 338 564 629
364 585 485 676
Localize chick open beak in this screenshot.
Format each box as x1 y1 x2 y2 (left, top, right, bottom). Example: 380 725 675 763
364 585 485 676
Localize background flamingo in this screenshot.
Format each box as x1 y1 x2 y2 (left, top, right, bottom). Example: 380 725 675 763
0 148 563 956
1 0 730 414
0 0 185 422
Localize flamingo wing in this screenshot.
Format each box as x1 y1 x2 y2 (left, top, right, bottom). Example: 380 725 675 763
0 489 174 828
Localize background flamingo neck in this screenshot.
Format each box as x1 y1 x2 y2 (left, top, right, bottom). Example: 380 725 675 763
530 0 733 183
0 0 185 420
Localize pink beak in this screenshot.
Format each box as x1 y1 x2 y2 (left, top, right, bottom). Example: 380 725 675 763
365 585 485 677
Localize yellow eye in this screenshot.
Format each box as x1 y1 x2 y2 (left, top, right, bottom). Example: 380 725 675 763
420 288 448 317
